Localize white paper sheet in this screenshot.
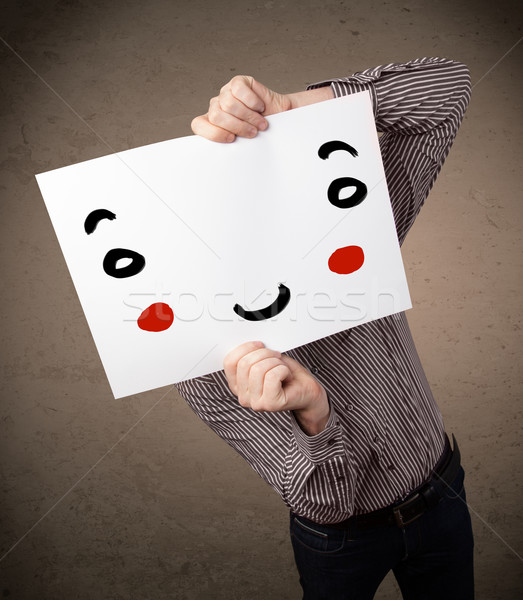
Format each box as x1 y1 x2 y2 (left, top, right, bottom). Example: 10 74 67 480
36 91 411 398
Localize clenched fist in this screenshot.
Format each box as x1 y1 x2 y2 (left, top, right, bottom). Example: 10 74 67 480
223 341 330 435
191 75 333 143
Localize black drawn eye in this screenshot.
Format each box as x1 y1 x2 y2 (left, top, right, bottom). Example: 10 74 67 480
103 248 146 279
84 209 147 279
318 140 368 209
84 209 173 331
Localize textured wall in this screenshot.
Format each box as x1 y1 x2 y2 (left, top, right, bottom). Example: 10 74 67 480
1 0 522 598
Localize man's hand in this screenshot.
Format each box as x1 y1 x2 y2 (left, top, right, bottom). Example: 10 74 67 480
191 75 333 143
191 76 291 143
223 341 330 435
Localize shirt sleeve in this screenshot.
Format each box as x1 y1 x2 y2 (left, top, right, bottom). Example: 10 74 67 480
175 370 350 516
307 57 471 244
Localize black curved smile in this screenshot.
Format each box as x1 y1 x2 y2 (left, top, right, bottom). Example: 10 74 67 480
233 284 291 322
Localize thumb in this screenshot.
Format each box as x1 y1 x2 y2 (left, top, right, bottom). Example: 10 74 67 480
250 79 292 116
280 355 307 378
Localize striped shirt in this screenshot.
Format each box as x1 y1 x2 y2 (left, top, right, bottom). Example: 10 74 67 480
176 57 471 524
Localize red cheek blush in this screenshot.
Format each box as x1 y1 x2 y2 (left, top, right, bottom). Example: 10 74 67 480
138 302 174 332
328 245 365 275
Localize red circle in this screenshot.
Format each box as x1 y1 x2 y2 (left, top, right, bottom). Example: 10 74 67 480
137 302 174 332
328 245 365 275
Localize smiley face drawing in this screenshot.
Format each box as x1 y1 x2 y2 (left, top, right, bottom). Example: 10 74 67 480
37 91 411 398
85 138 369 330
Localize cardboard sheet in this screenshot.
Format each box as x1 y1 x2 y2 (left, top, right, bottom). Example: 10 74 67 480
36 91 411 398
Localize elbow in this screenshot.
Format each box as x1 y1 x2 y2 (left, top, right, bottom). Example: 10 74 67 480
451 61 472 111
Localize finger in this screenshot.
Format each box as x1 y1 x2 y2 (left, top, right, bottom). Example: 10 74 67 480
280 354 304 376
236 348 282 398
279 355 326 410
227 75 266 112
230 76 288 116
208 98 260 139
244 356 285 402
223 341 265 394
218 89 268 131
259 364 292 410
249 78 291 116
191 114 236 143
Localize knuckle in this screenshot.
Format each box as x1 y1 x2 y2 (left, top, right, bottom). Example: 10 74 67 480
207 102 220 120
237 355 251 371
230 75 249 95
223 358 235 374
266 365 282 381
245 112 261 126
220 95 235 112
238 395 250 408
264 368 276 382
250 362 265 378
250 400 264 412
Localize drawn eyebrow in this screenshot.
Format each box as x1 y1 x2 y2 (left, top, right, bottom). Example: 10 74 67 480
318 140 359 160
84 209 117 234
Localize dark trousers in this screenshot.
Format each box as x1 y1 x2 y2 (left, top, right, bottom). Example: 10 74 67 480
290 466 474 600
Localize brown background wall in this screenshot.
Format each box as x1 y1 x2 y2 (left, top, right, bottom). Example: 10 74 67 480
1 0 522 598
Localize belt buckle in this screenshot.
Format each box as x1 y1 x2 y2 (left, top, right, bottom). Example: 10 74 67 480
393 493 422 527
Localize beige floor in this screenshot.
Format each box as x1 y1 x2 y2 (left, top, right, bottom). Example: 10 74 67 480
1 0 522 598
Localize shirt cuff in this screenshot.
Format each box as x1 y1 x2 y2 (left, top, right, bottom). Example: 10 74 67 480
290 403 345 465
306 77 377 118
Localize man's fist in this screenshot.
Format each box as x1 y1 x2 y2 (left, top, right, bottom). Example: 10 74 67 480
191 76 292 143
223 341 330 435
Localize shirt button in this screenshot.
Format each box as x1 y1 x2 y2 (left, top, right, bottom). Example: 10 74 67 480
327 438 336 446
347 404 354 411
311 366 319 375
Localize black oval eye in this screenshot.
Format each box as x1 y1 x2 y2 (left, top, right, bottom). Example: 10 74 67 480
327 177 368 209
103 248 146 279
